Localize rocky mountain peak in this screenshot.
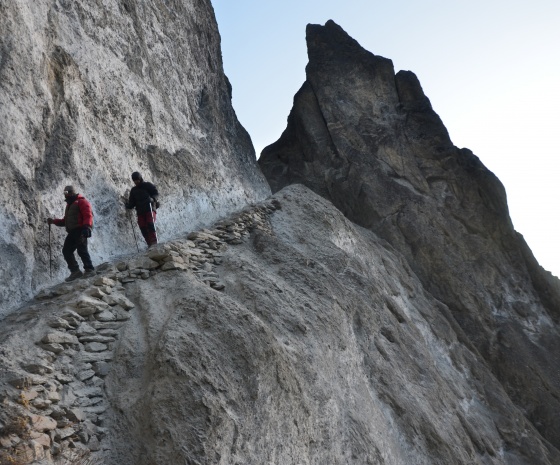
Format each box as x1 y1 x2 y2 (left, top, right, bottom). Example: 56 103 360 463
306 20 383 67
2 8 560 465
260 19 560 452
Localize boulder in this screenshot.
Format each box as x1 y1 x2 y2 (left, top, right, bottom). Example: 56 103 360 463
22 362 54 375
76 323 98 337
84 342 108 353
127 257 161 271
30 414 57 432
102 294 135 310
41 332 79 345
42 343 65 354
93 277 117 287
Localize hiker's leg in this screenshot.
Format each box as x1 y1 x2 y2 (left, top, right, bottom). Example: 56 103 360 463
137 213 150 245
62 230 80 271
146 210 157 245
76 237 94 271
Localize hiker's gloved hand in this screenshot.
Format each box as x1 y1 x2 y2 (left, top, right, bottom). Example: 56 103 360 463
46 218 54 225
82 226 92 238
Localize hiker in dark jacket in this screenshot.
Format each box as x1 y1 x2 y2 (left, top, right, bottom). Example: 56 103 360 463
125 171 159 247
47 185 95 281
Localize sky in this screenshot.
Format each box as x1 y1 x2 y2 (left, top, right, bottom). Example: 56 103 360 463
212 0 560 278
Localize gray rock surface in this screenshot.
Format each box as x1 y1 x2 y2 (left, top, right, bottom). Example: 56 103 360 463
1 188 557 464
1 3 559 465
0 0 270 316
259 20 560 451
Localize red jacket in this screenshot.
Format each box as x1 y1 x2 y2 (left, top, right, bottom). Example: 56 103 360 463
53 194 93 232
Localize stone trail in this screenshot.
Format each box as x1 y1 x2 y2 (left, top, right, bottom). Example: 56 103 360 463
0 199 280 464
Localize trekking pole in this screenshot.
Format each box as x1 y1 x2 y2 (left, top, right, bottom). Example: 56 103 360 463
48 223 52 278
149 201 159 243
127 210 140 253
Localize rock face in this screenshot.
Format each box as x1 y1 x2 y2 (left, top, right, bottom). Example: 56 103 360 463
2 6 560 465
260 20 560 452
1 186 558 464
0 198 279 464
0 0 270 316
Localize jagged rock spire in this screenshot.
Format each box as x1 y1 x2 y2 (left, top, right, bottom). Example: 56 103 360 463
259 20 560 451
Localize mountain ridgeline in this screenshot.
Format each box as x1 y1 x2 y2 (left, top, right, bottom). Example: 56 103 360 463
0 3 559 465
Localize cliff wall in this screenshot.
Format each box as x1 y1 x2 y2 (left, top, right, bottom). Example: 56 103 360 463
1 5 559 465
0 0 270 316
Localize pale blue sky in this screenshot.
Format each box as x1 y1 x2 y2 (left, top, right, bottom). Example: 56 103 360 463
213 0 560 277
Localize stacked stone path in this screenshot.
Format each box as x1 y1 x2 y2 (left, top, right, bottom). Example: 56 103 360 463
0 200 279 464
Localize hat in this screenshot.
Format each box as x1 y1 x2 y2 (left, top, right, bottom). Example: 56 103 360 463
131 172 142 181
63 185 76 195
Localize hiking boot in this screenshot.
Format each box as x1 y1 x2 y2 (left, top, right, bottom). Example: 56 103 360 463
65 270 83 282
82 268 96 278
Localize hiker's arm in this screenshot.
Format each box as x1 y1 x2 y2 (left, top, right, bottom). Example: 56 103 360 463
147 183 158 199
125 189 135 209
50 217 65 227
148 183 159 207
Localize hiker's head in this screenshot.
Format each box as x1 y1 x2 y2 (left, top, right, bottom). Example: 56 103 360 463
63 186 76 198
131 172 142 184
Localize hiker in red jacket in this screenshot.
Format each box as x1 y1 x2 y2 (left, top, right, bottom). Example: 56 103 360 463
47 185 95 281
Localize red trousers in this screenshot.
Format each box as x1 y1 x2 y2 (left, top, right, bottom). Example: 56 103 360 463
137 211 157 246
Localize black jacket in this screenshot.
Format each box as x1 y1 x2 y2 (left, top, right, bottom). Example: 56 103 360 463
126 182 159 215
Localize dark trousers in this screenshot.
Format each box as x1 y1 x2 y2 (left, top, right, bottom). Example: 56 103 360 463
137 211 157 246
62 229 93 272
